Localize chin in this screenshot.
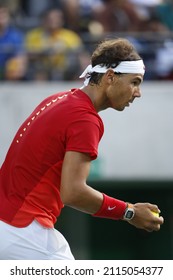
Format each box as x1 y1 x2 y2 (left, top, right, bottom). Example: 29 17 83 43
119 108 125 112
114 106 125 112
111 104 125 111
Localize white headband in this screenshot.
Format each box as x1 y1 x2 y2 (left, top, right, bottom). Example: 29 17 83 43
79 60 145 86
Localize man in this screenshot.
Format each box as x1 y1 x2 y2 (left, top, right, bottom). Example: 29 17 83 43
25 8 85 80
0 38 164 260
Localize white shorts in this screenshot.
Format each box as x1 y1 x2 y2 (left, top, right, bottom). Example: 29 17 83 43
0 220 74 260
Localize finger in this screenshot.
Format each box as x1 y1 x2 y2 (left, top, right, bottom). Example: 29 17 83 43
152 217 164 231
156 216 164 225
152 216 164 224
159 216 164 224
154 224 161 231
146 224 160 232
149 204 160 213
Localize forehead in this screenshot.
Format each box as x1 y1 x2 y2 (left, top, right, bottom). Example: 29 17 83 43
124 73 144 83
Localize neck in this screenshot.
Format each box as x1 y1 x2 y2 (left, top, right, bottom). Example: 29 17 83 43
80 85 110 112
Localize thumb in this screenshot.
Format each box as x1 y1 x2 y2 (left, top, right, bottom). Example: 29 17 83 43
148 204 160 214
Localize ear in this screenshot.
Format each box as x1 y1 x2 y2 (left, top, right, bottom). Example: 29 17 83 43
106 69 115 84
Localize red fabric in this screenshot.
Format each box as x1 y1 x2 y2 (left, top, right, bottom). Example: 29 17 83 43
0 89 104 228
93 193 127 220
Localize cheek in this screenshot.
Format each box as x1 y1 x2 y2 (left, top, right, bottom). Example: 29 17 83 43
116 87 129 101
122 85 133 99
107 84 131 105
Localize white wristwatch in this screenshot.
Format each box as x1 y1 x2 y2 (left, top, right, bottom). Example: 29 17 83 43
123 203 135 220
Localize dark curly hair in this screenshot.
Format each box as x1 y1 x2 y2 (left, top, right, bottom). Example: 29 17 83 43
89 38 142 85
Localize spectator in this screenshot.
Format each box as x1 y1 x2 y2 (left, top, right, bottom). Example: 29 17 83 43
0 4 27 80
138 16 170 33
0 0 20 15
15 0 64 31
155 40 173 79
62 0 105 33
155 0 173 31
25 8 88 80
94 0 142 33
128 0 163 20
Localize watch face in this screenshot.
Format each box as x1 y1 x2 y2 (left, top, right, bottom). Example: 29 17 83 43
124 209 134 220
126 210 133 219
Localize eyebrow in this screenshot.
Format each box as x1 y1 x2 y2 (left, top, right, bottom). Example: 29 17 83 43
134 77 143 84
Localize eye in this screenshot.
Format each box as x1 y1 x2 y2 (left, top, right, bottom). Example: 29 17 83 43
133 81 138 86
132 77 143 86
132 80 140 86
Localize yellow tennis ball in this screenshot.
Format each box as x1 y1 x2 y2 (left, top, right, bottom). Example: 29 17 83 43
151 211 159 217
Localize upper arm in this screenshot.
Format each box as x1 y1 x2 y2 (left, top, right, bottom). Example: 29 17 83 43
60 151 91 204
60 151 103 213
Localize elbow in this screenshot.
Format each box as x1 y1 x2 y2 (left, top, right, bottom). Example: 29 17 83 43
60 184 79 206
60 182 86 207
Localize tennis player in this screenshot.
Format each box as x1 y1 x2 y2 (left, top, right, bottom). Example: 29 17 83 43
0 38 164 260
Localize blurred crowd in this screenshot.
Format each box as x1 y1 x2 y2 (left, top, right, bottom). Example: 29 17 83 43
0 0 173 81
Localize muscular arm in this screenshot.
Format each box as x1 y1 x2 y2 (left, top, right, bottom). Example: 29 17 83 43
60 151 103 214
60 151 164 232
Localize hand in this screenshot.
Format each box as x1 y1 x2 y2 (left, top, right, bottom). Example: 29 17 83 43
126 202 164 232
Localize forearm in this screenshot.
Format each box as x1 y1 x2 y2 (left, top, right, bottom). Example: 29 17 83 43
61 182 103 214
61 181 126 220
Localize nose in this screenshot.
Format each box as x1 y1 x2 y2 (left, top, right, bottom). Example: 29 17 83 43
134 87 141 98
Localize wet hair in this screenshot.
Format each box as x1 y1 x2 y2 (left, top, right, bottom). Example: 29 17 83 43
89 38 142 85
